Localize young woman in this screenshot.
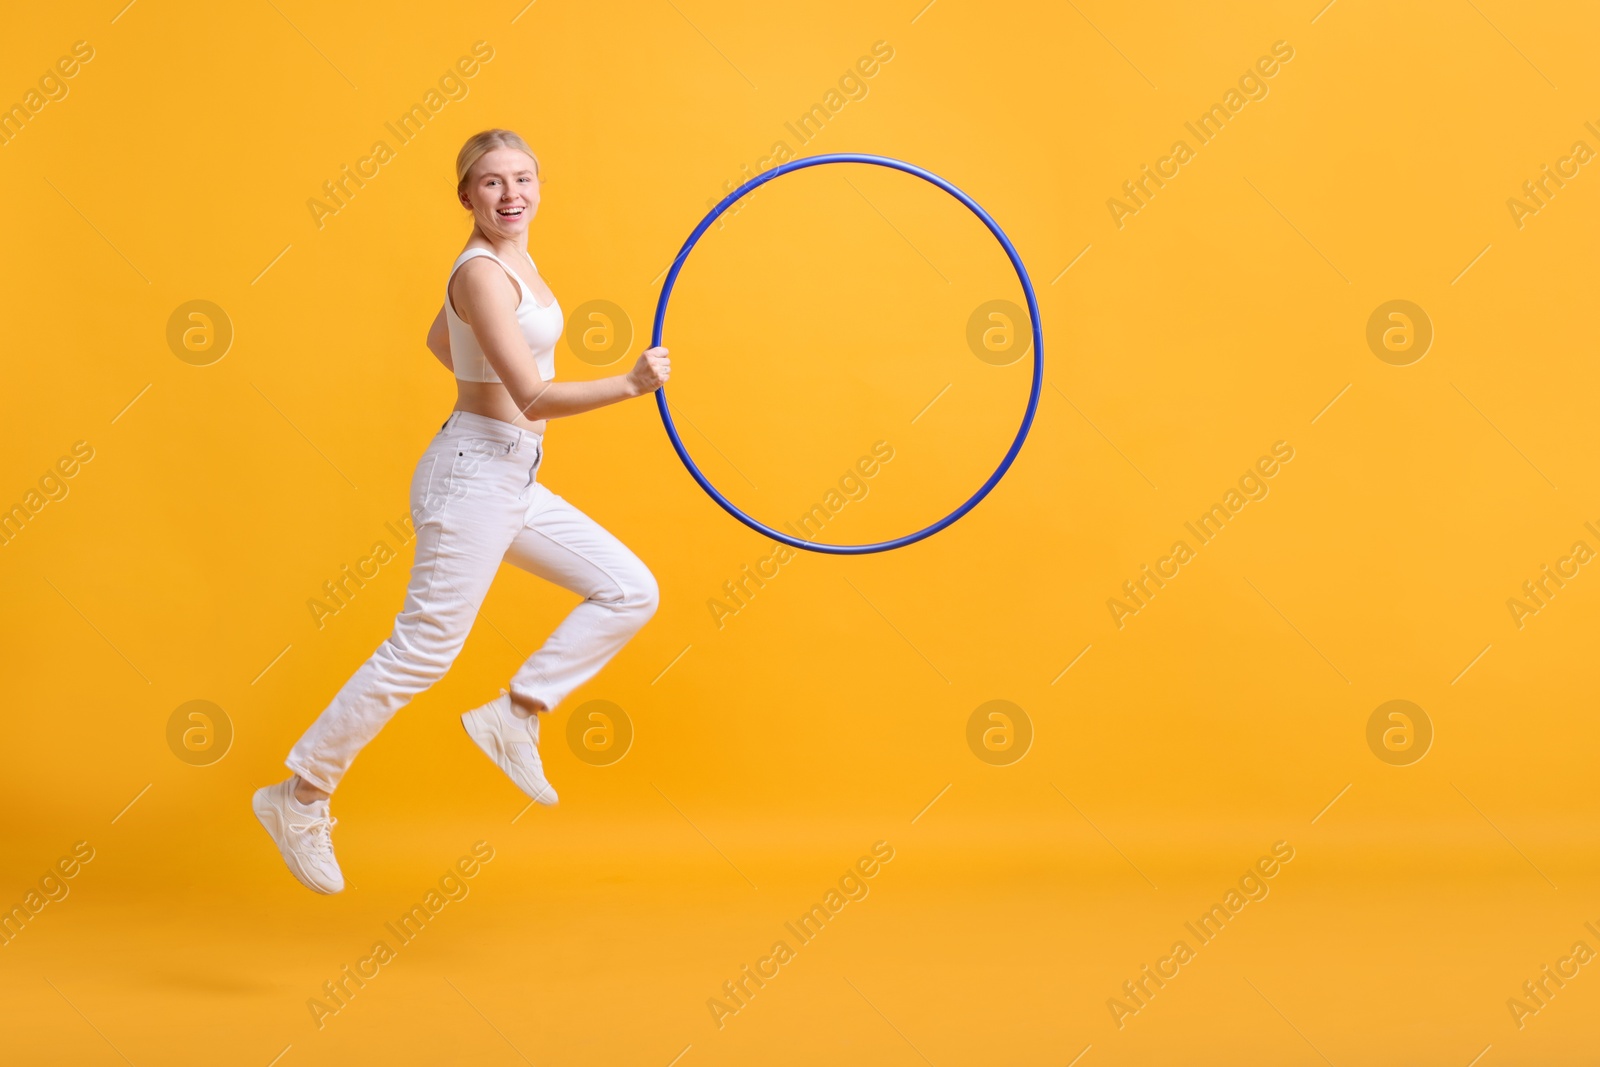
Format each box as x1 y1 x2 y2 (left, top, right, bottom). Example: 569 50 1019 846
254 129 670 894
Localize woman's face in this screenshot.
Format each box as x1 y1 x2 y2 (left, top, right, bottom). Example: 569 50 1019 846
461 147 541 237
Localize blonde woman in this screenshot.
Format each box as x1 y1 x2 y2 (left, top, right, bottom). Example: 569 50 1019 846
254 129 670 894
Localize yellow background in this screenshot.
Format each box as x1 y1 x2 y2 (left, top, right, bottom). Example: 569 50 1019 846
3 0 1598 1063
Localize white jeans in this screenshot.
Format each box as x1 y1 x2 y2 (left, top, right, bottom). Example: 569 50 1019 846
286 411 659 793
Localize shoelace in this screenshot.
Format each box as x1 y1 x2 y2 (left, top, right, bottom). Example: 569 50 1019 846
292 812 338 855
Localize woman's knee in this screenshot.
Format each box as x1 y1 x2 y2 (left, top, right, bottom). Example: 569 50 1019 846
583 554 657 622
617 563 659 621
380 613 468 682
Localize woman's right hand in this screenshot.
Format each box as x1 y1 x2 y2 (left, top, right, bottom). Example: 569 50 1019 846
627 346 671 396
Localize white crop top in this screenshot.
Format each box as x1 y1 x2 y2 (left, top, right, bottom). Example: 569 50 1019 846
445 247 563 383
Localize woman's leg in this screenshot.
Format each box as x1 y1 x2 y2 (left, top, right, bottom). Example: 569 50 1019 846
500 482 659 715
285 439 524 793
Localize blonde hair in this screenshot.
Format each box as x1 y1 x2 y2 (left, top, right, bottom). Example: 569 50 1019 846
455 129 540 198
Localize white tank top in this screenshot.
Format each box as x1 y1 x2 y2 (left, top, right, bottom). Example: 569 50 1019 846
445 247 562 383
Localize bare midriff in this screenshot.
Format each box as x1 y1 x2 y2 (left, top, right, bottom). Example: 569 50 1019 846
453 380 547 436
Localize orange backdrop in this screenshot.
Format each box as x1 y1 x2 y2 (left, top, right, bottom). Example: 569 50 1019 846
2 1 1598 1064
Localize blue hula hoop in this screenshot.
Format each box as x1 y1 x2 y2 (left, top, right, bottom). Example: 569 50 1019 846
651 152 1044 555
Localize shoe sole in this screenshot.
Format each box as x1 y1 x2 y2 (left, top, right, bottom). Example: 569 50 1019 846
252 788 342 895
461 710 558 806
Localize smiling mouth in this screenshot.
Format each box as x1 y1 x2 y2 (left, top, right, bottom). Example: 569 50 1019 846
497 206 525 218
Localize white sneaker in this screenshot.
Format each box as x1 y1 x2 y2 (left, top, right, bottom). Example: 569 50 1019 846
252 779 345 894
462 693 559 805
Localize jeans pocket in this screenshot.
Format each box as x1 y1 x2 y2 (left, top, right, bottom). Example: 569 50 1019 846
463 434 510 470
411 439 476 524
410 452 450 527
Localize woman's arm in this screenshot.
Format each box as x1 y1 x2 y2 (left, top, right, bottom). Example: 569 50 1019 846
452 259 669 419
426 305 453 371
